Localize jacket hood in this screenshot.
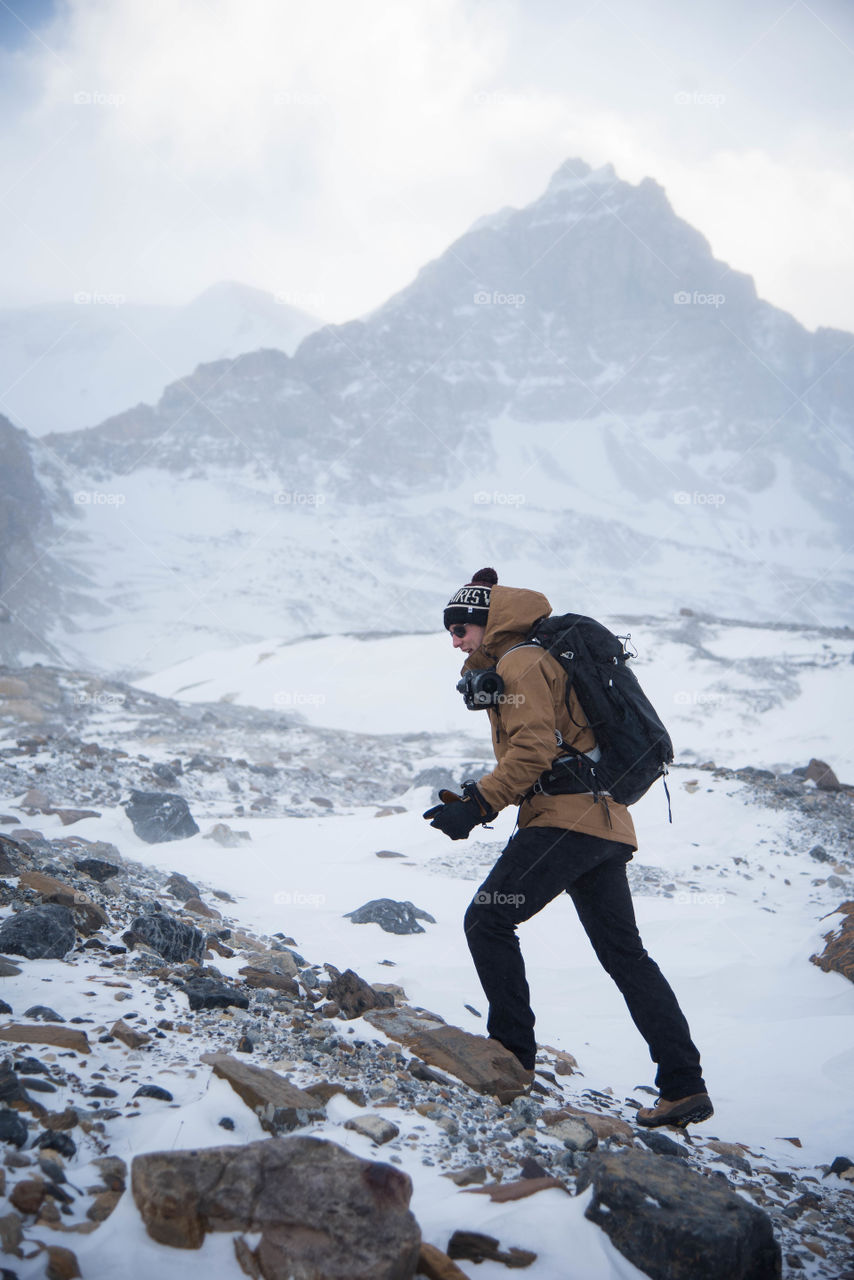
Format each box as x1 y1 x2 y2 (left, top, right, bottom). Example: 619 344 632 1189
463 584 552 671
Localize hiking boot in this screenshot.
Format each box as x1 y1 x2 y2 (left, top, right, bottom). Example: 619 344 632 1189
635 1092 714 1129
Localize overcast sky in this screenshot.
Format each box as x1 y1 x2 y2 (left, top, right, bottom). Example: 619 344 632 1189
1 0 853 331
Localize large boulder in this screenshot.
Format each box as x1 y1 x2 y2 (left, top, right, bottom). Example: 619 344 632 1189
123 791 199 843
131 1134 421 1278
576 1148 780 1280
0 904 76 959
125 912 204 964
18 871 109 936
326 966 394 1019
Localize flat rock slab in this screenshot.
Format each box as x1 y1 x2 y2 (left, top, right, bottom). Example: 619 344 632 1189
202 1053 326 1134
344 1114 400 1145
0 1023 90 1054
132 1134 420 1279
364 1008 532 1104
576 1148 781 1280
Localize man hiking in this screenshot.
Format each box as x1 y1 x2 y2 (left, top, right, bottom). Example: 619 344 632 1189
423 567 713 1129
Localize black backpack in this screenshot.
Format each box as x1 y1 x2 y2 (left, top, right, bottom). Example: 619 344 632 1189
509 613 673 812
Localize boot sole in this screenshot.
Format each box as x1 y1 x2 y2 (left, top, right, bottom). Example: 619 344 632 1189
637 1099 714 1129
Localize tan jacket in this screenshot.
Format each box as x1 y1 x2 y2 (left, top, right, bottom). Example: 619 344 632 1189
462 585 637 850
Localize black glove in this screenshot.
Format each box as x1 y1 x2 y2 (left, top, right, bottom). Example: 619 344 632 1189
422 781 497 841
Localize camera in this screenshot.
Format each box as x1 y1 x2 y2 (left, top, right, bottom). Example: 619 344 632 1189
456 668 505 710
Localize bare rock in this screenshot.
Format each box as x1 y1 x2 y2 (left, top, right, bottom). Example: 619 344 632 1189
344 1114 400 1144
203 823 251 847
811 901 854 983
0 1024 90 1054
541 1112 598 1151
416 1241 470 1278
326 966 395 1019
239 966 299 996
365 1008 533 1103
111 1018 151 1049
179 974 249 1012
0 903 76 959
166 872 201 901
805 758 841 791
132 1134 421 1278
45 1244 81 1279
125 911 205 963
344 899 436 935
10 1175 45 1214
201 1053 326 1134
0 1208 23 1254
18 871 108 935
545 1104 633 1146
576 1148 780 1280
447 1230 536 1268
123 791 199 843
183 897 221 920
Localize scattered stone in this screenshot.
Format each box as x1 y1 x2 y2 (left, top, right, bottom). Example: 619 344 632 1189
10 1176 45 1214
545 1104 633 1146
201 1053 326 1134
303 1081 367 1108
132 1134 421 1277
125 912 205 963
442 1165 488 1187
179 975 250 1012
133 1084 173 1102
35 1131 76 1159
111 1019 152 1049
22 1006 64 1023
808 845 832 863
375 850 405 859
17 871 108 935
0 1001 10 1016
92 1155 126 1192
824 1155 854 1181
637 1129 688 1158
123 791 199 843
811 901 854 983
576 1149 780 1280
344 1114 400 1144
73 858 120 882
326 966 395 1019
183 896 221 920
0 1024 90 1054
0 904 76 959
165 872 201 901
541 1112 598 1152
203 823 250 847
705 1139 753 1174
344 898 436 935
0 1109 28 1147
45 1244 81 1279
0 1208 23 1254
447 1230 536 1268
0 957 22 977
239 966 298 996
86 1189 123 1223
805 758 841 791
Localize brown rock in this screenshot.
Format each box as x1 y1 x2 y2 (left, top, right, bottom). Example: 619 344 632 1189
111 1018 152 1049
806 758 841 790
42 1108 79 1131
45 1244 81 1279
183 897 222 920
201 1053 326 1134
303 1081 367 1108
0 1023 90 1054
0 677 28 697
441 1165 488 1187
326 966 393 1018
811 901 854 983
546 1104 634 1145
239 966 298 996
18 870 108 935
0 1209 23 1254
465 1175 568 1202
364 1007 533 1103
86 1188 123 1223
239 948 298 977
10 1175 46 1214
417 1241 470 1279
447 1230 537 1268
20 787 51 810
132 1134 421 1277
51 808 101 826
91 1155 127 1192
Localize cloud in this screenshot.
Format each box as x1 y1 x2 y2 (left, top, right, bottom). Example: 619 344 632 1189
0 0 852 333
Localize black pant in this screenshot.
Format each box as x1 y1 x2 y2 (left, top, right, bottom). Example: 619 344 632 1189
463 826 706 1099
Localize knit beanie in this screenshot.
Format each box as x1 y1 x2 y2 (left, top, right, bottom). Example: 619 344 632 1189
443 567 498 630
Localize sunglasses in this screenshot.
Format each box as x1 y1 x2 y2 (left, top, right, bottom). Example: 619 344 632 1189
448 624 469 638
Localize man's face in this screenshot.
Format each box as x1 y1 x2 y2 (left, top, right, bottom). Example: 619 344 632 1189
448 622 486 655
